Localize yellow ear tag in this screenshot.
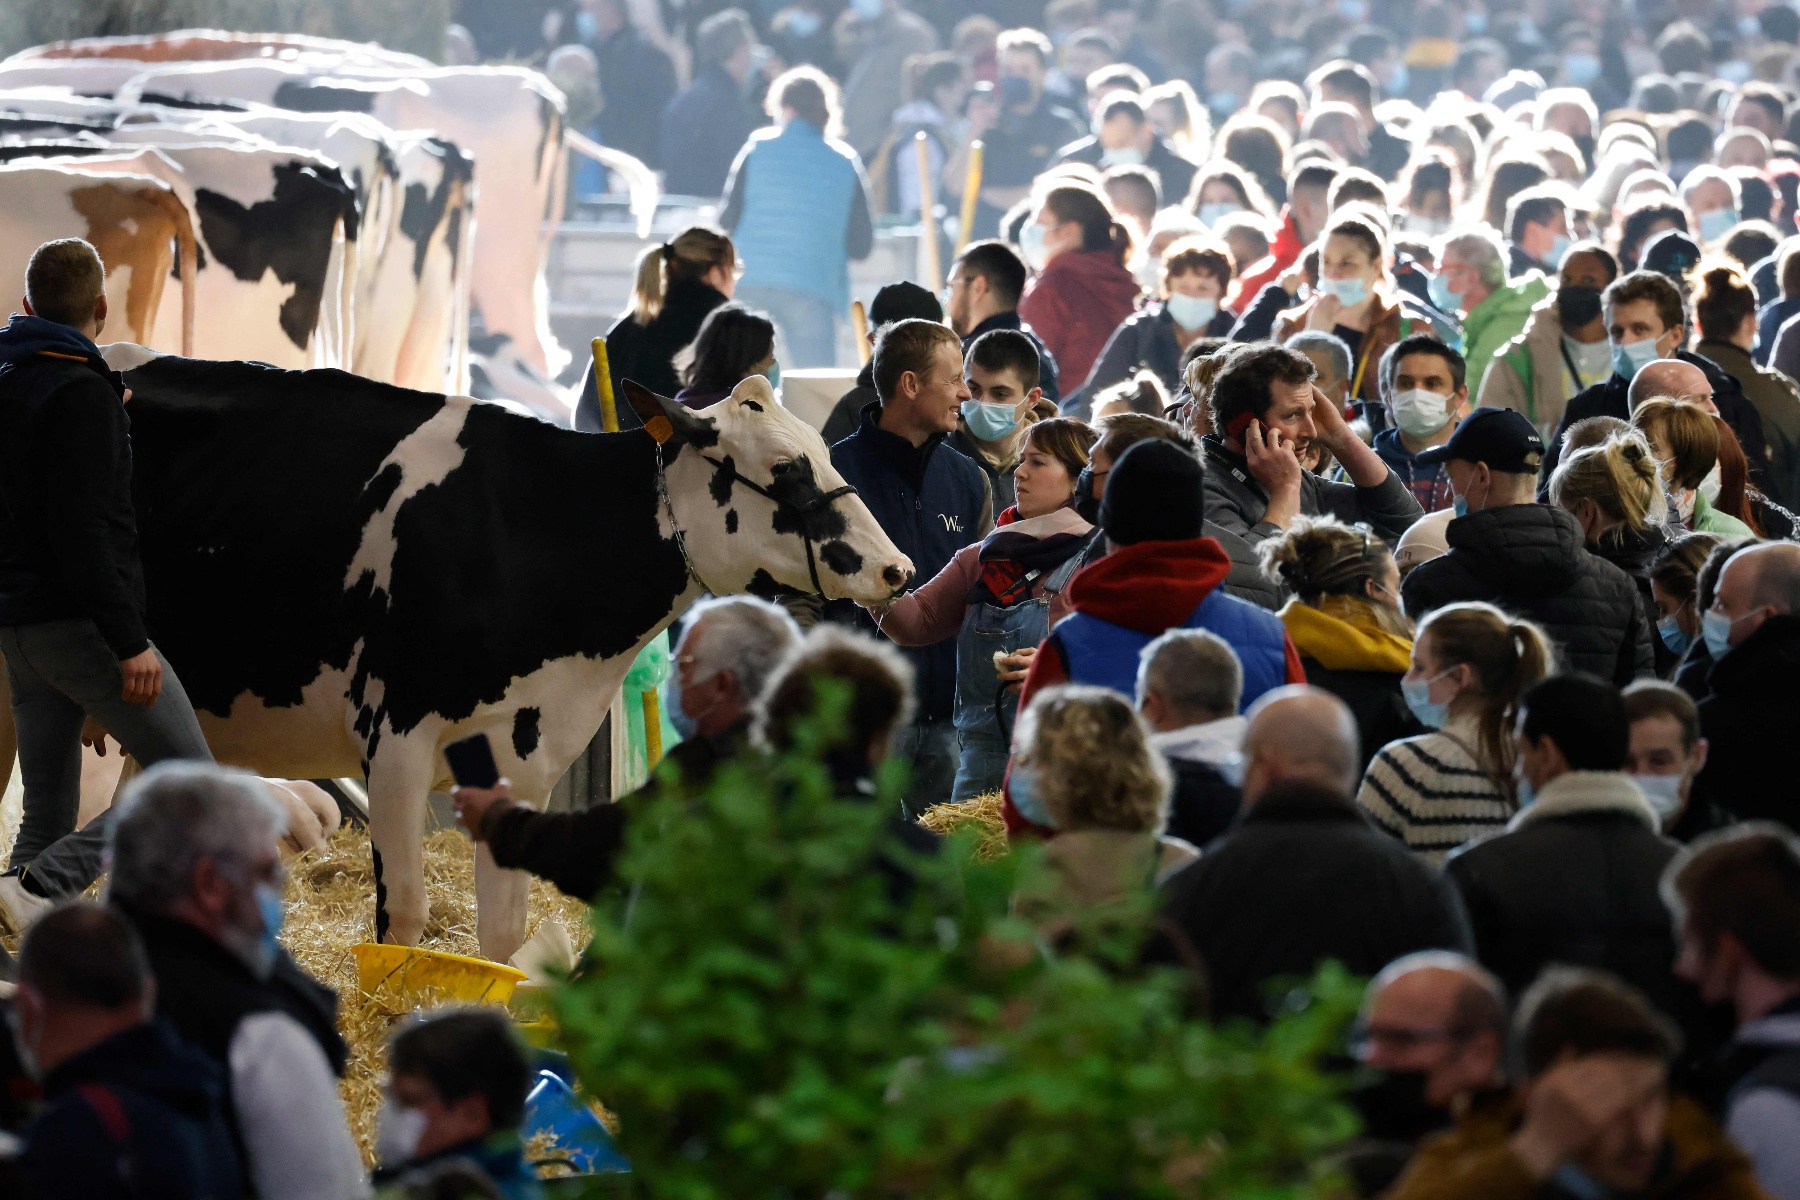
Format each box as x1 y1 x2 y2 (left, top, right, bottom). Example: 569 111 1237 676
644 414 674 445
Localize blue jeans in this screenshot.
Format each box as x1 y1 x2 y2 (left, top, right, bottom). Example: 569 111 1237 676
1 620 212 897
891 714 958 818
737 284 839 368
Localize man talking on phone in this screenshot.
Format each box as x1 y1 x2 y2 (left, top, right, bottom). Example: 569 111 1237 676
1198 342 1423 548
0 240 213 929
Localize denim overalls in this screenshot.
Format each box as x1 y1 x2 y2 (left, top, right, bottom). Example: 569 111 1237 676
949 550 1085 801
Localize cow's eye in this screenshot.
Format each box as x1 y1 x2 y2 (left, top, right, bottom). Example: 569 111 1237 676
770 459 797 477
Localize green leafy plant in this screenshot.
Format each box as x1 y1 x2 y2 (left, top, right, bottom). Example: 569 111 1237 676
554 682 1362 1198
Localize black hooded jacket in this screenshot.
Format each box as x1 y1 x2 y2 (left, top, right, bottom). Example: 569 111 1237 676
1695 614 1800 830
1400 503 1654 684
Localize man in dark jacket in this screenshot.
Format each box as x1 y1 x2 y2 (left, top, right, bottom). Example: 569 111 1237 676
1053 93 1197 210
945 239 1060 402
0 239 213 925
1693 541 1800 829
1448 676 1694 1039
1402 407 1654 684
454 596 799 898
1540 270 1770 486
658 9 762 199
1665 827 1800 1196
1156 687 1473 1023
108 762 363 1200
15 902 243 1200
1135 628 1246 848
829 319 990 814
821 281 944 446
1200 342 1424 550
580 0 677 164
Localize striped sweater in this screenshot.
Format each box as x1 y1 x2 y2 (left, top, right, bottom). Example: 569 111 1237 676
1356 717 1515 864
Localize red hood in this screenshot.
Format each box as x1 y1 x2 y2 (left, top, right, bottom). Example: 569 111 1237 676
1064 539 1231 633
1039 249 1140 306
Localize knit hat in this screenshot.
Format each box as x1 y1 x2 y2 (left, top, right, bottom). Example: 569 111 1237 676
1100 439 1206 545
869 281 943 327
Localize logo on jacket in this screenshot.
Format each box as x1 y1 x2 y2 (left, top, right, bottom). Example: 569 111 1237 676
939 514 964 532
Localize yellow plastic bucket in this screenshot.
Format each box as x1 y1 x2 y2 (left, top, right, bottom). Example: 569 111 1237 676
350 943 528 1006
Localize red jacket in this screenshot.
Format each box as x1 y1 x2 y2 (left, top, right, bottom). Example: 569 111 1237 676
1227 209 1304 314
1017 249 1141 389
1002 538 1307 836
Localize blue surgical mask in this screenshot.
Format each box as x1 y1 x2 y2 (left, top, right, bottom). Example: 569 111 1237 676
960 399 1019 441
764 360 781 390
1401 668 1454 729
1318 276 1370 307
1207 91 1240 116
1698 207 1740 243
1386 64 1410 98
1100 146 1147 167
849 0 883 19
1547 234 1573 268
256 882 285 962
1019 221 1050 271
1563 53 1601 85
1631 773 1685 827
1465 10 1488 34
666 669 716 741
574 10 600 41
785 9 823 38
1427 273 1463 314
1702 607 1757 660
1164 292 1218 329
1612 336 1660 381
1010 760 1055 828
1218 751 1246 788
1453 494 1470 518
1197 201 1241 229
1657 613 1693 657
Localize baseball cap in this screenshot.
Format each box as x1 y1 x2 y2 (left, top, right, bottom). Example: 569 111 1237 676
1414 406 1545 474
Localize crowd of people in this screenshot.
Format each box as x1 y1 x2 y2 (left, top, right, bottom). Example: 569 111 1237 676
13 0 1800 1195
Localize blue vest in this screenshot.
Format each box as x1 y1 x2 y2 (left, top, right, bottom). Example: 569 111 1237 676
1052 588 1290 710
733 121 861 310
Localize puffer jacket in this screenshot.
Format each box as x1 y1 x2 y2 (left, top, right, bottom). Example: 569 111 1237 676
1446 772 1692 1034
1400 503 1654 685
1590 523 1672 674
1200 436 1424 549
1695 613 1800 831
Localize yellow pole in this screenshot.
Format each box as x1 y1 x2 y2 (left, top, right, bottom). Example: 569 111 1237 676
956 139 984 255
590 337 618 433
851 300 871 365
914 131 942 294
642 687 664 767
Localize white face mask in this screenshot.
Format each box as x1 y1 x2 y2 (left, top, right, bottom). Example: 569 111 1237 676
1019 221 1051 271
1100 146 1146 167
376 1097 430 1165
1164 292 1218 330
1630 773 1685 827
1391 388 1454 437
1699 461 1722 504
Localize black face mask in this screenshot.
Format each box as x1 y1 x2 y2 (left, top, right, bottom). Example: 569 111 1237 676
1348 1068 1453 1144
1073 467 1101 524
1557 284 1604 329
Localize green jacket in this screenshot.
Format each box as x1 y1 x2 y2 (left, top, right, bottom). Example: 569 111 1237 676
1693 489 1755 537
1462 273 1551 399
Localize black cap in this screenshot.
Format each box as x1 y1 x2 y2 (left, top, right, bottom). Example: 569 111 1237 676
1642 228 1702 280
869 281 943 327
1414 406 1545 474
1100 439 1206 545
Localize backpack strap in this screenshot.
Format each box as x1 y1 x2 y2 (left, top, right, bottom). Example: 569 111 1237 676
77 1082 131 1142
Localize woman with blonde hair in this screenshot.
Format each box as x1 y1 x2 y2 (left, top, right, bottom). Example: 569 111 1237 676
1549 431 1671 664
1631 399 1756 536
1358 602 1554 862
1009 685 1194 934
577 226 736 431
1259 517 1417 770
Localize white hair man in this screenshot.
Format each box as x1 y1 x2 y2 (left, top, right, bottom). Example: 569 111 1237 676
107 761 366 1200
1434 226 1550 395
455 596 801 897
1136 627 1247 847
1156 686 1472 1023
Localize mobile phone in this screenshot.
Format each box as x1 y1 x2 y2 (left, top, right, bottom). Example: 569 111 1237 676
443 733 501 789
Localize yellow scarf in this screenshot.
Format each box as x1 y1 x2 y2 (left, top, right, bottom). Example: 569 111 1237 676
1279 596 1414 674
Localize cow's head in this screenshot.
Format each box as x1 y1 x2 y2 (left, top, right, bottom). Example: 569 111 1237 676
624 377 913 604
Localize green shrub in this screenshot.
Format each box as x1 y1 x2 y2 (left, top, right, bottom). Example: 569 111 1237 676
554 682 1361 1198
0 0 450 61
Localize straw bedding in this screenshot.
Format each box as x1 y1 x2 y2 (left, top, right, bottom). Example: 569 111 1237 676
914 790 1009 860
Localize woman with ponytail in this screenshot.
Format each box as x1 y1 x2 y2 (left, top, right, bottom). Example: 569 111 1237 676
1017 183 1143 389
1358 601 1555 862
576 226 736 431
1549 430 1671 667
1257 516 1418 769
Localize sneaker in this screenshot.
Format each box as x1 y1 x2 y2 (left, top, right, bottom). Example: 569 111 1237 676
0 873 52 935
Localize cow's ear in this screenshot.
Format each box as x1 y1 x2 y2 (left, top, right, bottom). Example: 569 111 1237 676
621 379 718 449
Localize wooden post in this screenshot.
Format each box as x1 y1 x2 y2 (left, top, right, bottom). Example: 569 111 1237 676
914 131 942 294
851 300 871 365
642 688 664 768
590 337 618 433
956 139 984 256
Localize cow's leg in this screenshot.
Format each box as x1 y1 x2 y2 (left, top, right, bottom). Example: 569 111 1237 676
473 842 531 965
366 748 432 946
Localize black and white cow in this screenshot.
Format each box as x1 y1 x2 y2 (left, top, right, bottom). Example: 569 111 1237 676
99 344 912 960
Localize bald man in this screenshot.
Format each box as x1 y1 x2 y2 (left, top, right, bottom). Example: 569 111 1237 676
1155 687 1472 1023
1627 359 1717 414
1694 542 1800 830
